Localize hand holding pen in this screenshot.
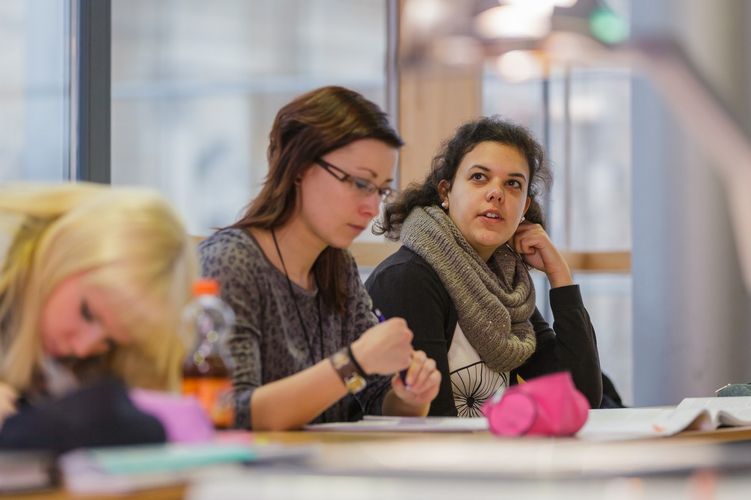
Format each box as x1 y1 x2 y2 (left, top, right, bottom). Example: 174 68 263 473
373 309 441 407
374 309 409 386
357 309 440 410
349 315 413 376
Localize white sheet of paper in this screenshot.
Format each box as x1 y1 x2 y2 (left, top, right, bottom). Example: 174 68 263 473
305 416 489 433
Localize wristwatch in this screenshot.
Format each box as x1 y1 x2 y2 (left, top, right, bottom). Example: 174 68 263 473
329 347 367 394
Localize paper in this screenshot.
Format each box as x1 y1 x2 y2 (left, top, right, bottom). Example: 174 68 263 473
577 397 751 441
305 416 489 433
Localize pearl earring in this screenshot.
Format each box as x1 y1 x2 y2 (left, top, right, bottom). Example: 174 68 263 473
520 216 526 222
441 200 448 209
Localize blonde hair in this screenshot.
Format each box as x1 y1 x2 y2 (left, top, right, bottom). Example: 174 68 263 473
0 183 197 392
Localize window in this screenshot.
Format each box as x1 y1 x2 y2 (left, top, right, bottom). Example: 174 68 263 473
111 0 390 236
0 1 70 182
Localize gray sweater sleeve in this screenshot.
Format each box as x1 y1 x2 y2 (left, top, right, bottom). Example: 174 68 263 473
198 231 263 429
199 230 392 427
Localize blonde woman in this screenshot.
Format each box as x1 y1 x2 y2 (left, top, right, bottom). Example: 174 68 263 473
0 183 196 423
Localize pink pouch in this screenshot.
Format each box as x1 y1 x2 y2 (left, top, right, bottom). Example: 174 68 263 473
130 389 215 443
482 372 589 437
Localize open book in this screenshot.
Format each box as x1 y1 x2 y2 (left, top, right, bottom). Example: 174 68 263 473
577 396 751 441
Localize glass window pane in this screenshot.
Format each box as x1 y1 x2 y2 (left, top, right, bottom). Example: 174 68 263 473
549 67 632 251
111 0 389 236
0 0 69 182
575 273 633 406
482 72 545 140
531 271 633 406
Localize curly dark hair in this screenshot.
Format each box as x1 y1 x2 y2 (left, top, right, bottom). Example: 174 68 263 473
374 116 551 240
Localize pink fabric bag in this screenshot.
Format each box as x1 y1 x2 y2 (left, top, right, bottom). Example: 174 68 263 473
482 371 589 437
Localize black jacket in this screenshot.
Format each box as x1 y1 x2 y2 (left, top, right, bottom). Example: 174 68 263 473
0 378 165 453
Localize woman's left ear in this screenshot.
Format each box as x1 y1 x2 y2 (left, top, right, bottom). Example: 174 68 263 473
437 179 450 198
524 196 532 214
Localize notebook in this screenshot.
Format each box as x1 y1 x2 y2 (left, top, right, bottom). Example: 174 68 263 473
61 441 316 494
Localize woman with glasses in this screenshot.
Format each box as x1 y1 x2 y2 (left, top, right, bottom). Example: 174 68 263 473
366 117 602 417
199 86 441 431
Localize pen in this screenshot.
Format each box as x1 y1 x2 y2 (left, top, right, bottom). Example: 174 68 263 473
374 308 409 386
489 386 506 405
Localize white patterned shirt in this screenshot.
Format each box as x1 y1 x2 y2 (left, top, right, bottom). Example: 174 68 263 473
448 323 508 417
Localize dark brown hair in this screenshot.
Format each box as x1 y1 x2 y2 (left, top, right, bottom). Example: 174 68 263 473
232 86 403 312
375 116 551 240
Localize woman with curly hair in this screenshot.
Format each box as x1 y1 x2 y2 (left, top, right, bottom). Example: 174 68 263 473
366 116 602 417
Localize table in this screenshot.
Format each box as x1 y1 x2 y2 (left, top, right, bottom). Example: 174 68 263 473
24 426 751 500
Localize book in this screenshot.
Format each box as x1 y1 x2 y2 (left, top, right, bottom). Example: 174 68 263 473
60 441 316 494
0 450 57 494
577 396 751 441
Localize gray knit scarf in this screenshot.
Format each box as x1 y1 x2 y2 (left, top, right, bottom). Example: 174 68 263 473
401 206 537 373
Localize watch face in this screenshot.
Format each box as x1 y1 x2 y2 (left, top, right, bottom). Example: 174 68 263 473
331 351 349 369
330 348 366 394
346 374 367 394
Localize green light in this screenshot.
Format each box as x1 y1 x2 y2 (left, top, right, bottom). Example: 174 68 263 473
590 7 629 44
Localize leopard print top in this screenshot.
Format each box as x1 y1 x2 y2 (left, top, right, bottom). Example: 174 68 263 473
198 228 388 428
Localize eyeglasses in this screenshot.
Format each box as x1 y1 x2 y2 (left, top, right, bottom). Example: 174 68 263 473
315 158 394 201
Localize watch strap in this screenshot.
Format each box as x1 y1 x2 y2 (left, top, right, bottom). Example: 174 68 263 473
329 347 366 394
347 345 367 378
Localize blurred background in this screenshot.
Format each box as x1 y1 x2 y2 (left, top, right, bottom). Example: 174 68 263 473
1 0 749 407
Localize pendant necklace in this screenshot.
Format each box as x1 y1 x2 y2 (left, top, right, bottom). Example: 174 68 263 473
271 229 324 366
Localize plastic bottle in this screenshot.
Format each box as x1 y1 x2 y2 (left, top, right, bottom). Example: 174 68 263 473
181 278 236 428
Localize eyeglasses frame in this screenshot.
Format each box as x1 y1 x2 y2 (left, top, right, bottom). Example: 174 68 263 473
314 158 394 200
